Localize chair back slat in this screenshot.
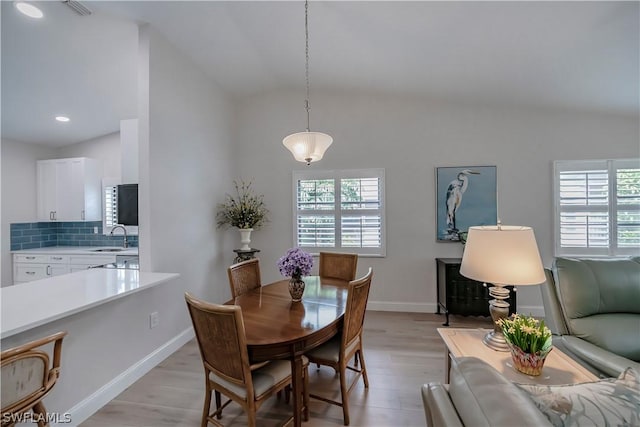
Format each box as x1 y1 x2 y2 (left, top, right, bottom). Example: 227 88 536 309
0 331 67 416
227 259 262 298
1 353 48 409
319 252 358 281
185 293 250 385
342 268 373 347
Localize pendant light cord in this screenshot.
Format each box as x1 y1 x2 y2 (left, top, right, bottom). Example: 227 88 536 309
304 0 311 132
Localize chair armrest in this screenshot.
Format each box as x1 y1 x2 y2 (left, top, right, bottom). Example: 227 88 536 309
421 384 463 427
561 336 640 378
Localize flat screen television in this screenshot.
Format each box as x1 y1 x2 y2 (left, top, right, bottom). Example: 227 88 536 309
117 184 138 226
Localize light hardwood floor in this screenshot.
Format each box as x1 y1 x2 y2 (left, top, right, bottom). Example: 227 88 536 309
81 312 491 427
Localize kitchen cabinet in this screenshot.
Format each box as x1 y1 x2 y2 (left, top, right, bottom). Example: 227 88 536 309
37 157 102 221
13 253 116 284
13 254 70 284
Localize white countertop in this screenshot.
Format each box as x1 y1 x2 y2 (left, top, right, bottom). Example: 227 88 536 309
11 246 139 256
1 268 178 339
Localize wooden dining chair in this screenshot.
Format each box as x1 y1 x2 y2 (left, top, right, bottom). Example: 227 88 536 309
319 252 358 281
185 292 308 427
1 331 67 427
305 268 373 425
227 258 261 299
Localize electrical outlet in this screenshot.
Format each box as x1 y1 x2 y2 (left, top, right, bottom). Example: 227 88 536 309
150 312 159 329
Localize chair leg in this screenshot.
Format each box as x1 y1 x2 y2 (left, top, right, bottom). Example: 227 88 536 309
32 402 48 427
284 384 291 404
214 390 222 419
247 401 257 427
303 365 310 421
201 387 212 427
358 349 369 388
339 360 350 426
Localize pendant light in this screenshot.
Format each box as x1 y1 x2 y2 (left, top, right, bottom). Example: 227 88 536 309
283 0 333 166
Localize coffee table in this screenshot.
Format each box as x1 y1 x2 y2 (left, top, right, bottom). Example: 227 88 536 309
438 328 598 385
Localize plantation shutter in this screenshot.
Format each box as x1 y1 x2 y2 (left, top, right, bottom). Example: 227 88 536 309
104 185 118 228
293 169 385 256
554 159 640 256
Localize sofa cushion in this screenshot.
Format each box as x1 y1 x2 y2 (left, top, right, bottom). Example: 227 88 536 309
553 257 640 318
448 357 552 427
567 313 640 362
517 368 640 427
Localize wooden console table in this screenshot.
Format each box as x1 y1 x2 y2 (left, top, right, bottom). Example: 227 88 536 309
437 328 598 385
436 258 516 326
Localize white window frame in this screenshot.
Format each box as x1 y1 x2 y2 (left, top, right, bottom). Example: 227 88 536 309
292 168 386 257
102 178 139 236
553 159 640 257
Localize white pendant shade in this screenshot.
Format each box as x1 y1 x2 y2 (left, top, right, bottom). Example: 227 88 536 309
283 131 333 165
460 225 546 286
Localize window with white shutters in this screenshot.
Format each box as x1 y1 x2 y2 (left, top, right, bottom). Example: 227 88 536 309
104 185 118 229
102 179 139 236
293 169 385 256
554 159 640 256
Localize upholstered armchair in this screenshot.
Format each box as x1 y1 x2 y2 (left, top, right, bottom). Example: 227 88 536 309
540 257 640 378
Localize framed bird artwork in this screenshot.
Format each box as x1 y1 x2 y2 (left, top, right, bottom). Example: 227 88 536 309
436 165 497 242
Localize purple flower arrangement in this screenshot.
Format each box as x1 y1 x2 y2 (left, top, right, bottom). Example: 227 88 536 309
277 247 313 279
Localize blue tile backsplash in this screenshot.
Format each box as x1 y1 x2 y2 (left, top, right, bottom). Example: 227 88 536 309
10 221 139 251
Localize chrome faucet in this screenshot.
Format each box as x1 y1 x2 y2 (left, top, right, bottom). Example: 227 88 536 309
110 225 129 248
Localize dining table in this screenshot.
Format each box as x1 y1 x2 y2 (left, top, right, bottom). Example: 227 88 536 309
226 275 349 427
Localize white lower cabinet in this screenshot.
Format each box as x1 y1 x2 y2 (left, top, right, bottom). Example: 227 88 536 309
13 254 70 284
13 253 116 284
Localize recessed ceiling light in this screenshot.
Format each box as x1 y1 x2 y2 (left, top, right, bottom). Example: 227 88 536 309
14 2 44 19
55 116 70 122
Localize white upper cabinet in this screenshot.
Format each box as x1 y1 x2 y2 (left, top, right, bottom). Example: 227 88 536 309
37 157 102 221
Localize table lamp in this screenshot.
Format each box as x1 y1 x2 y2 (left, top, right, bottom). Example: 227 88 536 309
460 224 545 351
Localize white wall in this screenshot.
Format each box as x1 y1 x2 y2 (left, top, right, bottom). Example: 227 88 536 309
0 139 57 286
141 24 234 308
57 131 121 179
233 90 640 314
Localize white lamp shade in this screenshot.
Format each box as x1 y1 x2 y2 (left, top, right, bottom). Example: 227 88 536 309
283 131 333 164
460 225 545 286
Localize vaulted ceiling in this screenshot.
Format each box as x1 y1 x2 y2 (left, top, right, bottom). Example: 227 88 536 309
2 1 638 146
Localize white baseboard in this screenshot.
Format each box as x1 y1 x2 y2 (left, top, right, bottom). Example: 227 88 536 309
368 301 545 318
58 327 194 427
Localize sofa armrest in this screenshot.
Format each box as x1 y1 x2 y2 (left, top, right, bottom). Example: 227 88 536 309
449 358 553 427
421 384 463 427
540 268 569 335
561 335 640 378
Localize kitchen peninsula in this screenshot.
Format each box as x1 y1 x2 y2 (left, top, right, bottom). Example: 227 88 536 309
1 267 178 338
0 267 182 424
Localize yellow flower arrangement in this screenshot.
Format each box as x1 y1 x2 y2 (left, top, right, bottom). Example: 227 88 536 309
497 313 552 354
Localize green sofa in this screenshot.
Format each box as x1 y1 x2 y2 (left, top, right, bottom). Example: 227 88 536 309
422 357 552 427
540 256 640 378
422 357 640 427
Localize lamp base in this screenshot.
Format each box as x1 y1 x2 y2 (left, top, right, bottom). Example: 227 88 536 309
484 283 512 352
482 329 510 351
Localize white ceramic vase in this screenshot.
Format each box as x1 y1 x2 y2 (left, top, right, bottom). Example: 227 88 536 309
239 228 253 250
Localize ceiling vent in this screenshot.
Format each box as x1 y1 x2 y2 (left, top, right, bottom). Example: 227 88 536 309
63 0 92 16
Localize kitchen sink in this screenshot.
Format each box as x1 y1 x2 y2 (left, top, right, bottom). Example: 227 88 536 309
91 248 126 252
